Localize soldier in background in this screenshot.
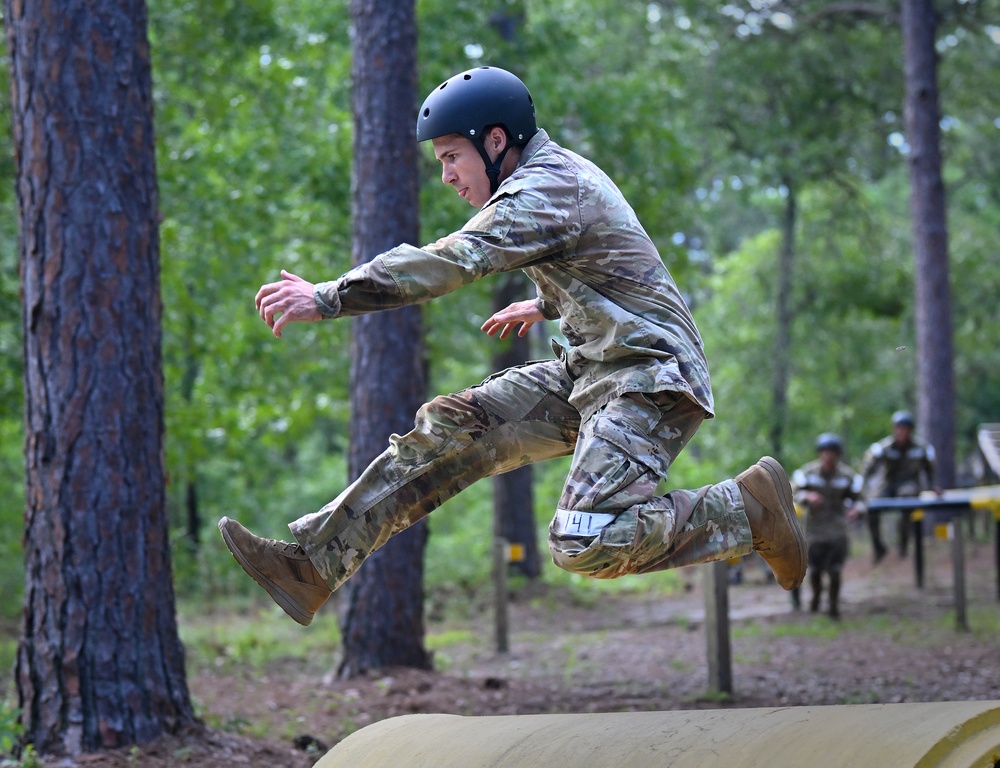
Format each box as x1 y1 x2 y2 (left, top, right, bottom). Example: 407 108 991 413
216 67 806 625
860 410 938 562
791 434 864 618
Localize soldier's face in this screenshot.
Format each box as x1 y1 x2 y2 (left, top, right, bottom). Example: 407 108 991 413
819 448 838 470
432 135 493 207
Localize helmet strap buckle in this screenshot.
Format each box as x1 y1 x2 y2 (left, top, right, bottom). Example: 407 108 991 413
477 134 512 195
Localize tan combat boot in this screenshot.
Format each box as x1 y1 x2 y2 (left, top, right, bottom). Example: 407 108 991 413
736 456 807 590
219 517 332 626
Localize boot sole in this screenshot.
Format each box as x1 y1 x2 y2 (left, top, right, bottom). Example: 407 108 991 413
757 457 807 590
219 517 314 626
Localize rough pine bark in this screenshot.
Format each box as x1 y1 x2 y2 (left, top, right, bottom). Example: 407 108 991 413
6 0 195 754
338 0 431 676
902 0 956 487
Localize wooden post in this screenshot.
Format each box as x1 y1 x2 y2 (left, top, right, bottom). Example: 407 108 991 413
912 509 925 589
704 560 733 695
493 537 509 654
995 508 1000 602
950 516 968 632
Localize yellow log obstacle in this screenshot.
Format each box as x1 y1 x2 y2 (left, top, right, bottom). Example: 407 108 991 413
315 701 1000 768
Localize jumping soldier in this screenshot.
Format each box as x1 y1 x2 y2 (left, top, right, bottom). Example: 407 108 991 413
218 66 806 625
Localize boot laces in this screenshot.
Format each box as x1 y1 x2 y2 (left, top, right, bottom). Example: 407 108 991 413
267 539 304 556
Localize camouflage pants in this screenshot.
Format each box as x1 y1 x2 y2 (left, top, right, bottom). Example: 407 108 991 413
289 359 752 592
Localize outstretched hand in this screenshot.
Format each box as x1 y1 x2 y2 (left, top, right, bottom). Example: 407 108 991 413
255 269 322 338
481 300 545 340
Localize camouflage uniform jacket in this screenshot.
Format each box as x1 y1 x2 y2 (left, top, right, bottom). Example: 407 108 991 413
313 129 713 421
791 459 864 543
859 436 936 498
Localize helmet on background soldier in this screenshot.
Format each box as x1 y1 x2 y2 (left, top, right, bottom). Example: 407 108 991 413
891 410 915 428
815 433 843 453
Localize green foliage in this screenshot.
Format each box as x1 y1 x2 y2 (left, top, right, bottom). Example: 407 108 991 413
0 698 22 757
692 170 926 471
0 639 15 693
423 482 495 593
0 0 997 642
149 0 357 553
0 747 41 768
0 20 25 624
684 1 1000 473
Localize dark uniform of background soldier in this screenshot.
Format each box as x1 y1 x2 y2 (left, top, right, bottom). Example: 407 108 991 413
216 66 807 626
791 434 864 618
860 410 938 563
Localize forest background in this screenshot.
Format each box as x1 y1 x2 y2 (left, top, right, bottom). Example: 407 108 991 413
0 0 999 754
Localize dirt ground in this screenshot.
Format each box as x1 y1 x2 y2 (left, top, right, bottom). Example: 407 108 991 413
23 529 1000 767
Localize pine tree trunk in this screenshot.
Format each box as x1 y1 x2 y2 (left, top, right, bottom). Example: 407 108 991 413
902 0 956 487
7 0 195 754
338 0 431 677
769 182 796 464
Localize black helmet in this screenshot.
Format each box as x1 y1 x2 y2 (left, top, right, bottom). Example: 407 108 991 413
416 66 537 145
892 410 915 427
815 432 843 453
417 66 537 194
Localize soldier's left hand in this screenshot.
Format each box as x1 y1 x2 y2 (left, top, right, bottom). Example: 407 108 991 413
481 300 544 340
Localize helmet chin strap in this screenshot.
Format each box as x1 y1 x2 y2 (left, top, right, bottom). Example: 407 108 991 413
476 136 512 195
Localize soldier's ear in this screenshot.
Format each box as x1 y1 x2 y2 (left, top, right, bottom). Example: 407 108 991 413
487 126 508 153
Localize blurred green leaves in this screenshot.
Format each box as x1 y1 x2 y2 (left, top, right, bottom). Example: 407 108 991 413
0 0 998 617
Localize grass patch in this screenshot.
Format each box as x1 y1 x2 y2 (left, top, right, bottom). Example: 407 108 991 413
836 689 882 705
539 558 688 597
770 619 844 639
731 620 764 639
197 711 254 736
426 629 475 651
690 689 735 705
178 600 341 672
968 606 1000 639
733 616 844 641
